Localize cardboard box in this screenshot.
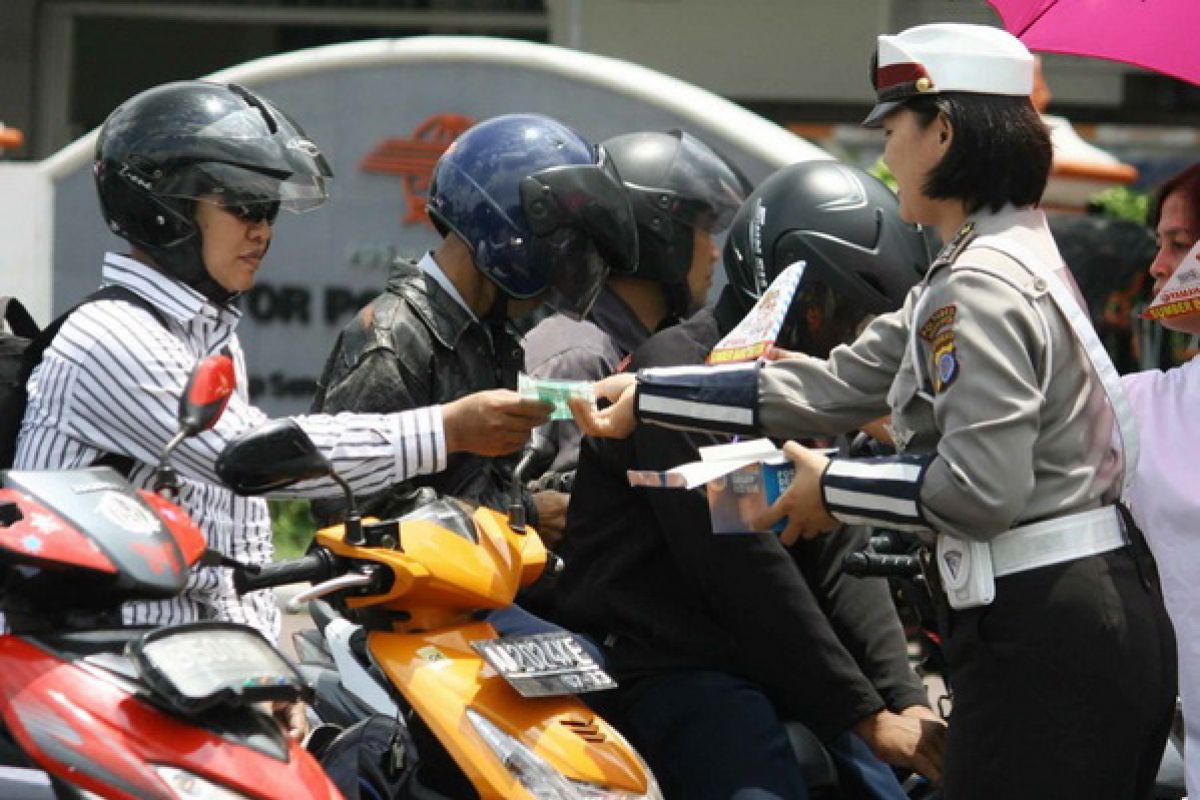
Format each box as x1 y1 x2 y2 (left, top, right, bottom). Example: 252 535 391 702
626 439 796 534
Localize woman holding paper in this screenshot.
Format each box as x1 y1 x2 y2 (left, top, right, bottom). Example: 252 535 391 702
1121 162 1200 796
570 22 1176 799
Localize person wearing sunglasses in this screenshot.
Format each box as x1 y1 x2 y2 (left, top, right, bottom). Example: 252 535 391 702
12 83 558 743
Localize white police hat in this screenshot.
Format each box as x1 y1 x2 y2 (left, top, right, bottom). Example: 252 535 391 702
863 23 1035 128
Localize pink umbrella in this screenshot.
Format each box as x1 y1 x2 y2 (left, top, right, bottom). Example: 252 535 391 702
987 0 1200 85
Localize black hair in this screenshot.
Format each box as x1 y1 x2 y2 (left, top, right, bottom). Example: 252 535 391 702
1149 163 1200 233
904 92 1052 214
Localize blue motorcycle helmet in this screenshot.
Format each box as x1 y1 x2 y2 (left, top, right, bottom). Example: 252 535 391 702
426 113 638 320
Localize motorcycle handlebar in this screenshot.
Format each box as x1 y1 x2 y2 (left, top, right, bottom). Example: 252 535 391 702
233 549 337 595
842 551 922 578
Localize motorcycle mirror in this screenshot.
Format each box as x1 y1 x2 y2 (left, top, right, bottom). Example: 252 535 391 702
216 419 332 495
154 355 237 496
509 424 558 533
179 355 236 436
514 424 556 485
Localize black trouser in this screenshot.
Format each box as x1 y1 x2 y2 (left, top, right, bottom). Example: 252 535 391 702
939 545 1177 799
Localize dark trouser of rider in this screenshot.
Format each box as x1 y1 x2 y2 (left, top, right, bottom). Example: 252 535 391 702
481 604 607 666
588 670 908 800
935 537 1176 799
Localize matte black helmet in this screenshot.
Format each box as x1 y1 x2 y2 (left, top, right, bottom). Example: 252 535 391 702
723 160 929 356
94 80 332 303
602 130 747 317
427 113 638 320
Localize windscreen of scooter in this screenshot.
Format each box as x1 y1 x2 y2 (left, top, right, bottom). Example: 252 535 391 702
129 622 308 714
399 498 478 543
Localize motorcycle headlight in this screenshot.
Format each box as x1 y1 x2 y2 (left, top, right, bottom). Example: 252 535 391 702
466 708 663 800
153 766 255 800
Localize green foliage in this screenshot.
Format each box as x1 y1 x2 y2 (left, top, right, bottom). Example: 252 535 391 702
869 158 898 193
269 499 316 561
1087 186 1150 225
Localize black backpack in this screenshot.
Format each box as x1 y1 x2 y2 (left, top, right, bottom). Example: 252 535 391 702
0 287 166 469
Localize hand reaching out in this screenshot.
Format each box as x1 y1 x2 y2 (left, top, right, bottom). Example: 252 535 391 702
443 390 552 456
569 372 638 439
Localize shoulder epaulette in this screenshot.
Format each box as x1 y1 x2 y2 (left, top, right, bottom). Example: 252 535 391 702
930 221 976 271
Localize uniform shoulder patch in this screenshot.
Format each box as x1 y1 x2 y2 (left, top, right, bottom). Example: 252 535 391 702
919 304 956 342
932 341 959 393
919 303 959 393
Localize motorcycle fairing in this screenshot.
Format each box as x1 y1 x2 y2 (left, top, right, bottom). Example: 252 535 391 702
0 635 341 800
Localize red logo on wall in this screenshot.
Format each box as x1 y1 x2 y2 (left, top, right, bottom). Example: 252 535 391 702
360 114 475 228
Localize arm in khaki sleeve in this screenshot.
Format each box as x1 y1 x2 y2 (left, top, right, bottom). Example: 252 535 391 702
756 302 913 439
916 269 1046 540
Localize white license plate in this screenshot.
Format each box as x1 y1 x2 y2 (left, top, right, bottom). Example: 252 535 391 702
473 632 617 698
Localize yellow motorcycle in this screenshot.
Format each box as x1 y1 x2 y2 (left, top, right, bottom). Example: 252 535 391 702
216 419 660 800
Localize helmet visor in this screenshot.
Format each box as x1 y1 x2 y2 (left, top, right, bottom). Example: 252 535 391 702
157 160 329 215
156 100 332 214
777 268 873 358
530 233 610 321
519 145 639 276
639 131 746 233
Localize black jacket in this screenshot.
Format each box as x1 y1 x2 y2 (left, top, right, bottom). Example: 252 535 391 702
311 258 531 522
545 289 928 742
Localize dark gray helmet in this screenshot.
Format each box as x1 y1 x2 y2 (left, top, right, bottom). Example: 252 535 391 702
601 130 747 317
94 80 332 303
723 160 929 356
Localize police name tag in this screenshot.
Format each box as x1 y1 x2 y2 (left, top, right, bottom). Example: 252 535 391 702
472 632 617 697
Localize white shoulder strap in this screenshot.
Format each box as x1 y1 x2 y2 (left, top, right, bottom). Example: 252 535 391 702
968 235 1139 497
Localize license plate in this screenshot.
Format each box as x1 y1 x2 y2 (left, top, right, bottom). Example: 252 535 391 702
472 632 617 698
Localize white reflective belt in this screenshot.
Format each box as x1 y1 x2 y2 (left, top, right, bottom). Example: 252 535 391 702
970 236 1140 497
991 506 1128 578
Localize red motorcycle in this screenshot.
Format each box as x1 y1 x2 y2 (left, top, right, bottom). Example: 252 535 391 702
0 355 342 800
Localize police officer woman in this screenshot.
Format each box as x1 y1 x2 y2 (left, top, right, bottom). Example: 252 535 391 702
571 23 1176 799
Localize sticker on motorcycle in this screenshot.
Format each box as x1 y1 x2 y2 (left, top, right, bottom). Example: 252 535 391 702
96 492 162 535
473 632 617 698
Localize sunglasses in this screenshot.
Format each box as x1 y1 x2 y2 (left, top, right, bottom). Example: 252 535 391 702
226 200 281 225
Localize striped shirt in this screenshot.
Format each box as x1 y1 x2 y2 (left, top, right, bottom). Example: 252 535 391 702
14 253 447 642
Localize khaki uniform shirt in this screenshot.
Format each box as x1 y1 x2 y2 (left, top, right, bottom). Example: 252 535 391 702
636 206 1122 542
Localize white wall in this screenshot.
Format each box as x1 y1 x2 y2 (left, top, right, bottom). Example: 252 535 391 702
0 162 53 321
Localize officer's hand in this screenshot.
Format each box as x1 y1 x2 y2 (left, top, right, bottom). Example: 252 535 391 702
443 390 552 456
569 373 638 439
859 416 894 446
854 709 946 786
532 489 570 548
764 346 811 362
752 440 839 545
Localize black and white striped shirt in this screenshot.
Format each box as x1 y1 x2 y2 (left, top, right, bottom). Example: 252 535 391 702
15 253 447 641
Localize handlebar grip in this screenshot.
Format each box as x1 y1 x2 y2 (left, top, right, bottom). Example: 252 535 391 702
233 550 335 595
842 551 922 578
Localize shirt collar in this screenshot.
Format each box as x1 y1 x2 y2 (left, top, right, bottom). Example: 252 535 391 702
418 251 477 322
100 252 242 325
589 285 652 356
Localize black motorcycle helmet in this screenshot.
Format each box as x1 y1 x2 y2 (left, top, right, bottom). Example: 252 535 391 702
94 80 332 304
601 130 747 318
723 160 929 357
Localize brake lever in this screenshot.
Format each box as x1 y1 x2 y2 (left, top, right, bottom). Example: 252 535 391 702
285 572 372 613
